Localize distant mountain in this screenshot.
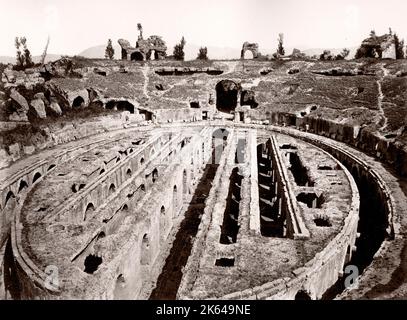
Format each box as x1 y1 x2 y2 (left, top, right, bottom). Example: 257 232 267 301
0 54 62 64
79 45 122 59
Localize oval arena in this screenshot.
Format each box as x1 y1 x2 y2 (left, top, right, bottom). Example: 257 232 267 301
0 58 406 300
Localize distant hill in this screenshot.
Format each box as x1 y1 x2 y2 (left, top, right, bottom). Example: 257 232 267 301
79 45 122 59
0 54 62 64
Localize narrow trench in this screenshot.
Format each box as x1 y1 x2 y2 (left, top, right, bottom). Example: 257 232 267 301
219 167 242 244
3 236 21 300
149 148 221 300
257 144 286 238
322 167 388 299
288 152 314 187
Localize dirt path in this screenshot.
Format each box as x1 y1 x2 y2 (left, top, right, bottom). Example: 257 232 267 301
142 65 150 100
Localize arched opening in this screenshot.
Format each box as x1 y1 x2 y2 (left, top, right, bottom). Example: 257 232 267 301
121 204 128 211
32 172 42 184
126 168 132 177
215 80 239 113
240 90 258 109
5 191 15 206
152 168 158 183
212 128 229 164
106 101 116 110
18 180 28 193
173 185 178 216
160 205 166 238
149 50 156 60
72 96 85 108
109 183 116 195
140 184 146 192
140 157 145 165
183 170 187 194
295 290 312 300
243 50 254 59
48 164 56 171
140 234 150 265
130 51 144 61
85 202 95 213
99 168 105 175
84 254 103 274
116 157 121 163
116 101 135 114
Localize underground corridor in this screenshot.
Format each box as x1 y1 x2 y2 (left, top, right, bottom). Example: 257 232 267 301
215 80 239 113
257 143 286 238
149 132 227 300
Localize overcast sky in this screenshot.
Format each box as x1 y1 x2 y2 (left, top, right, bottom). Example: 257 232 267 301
0 0 406 56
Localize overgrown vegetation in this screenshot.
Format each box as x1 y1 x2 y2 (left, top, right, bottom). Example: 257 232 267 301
173 36 186 61
197 47 208 60
277 33 285 56
14 37 34 70
105 39 115 60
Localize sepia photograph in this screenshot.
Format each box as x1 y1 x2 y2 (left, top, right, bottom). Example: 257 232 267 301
0 0 406 313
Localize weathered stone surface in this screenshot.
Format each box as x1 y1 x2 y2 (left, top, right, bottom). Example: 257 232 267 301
30 99 47 118
67 89 89 108
49 102 62 115
0 148 11 169
9 111 28 122
10 89 29 111
118 35 167 61
8 142 21 161
23 145 36 155
241 42 260 59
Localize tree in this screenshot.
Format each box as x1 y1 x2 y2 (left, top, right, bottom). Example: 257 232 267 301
21 37 33 67
197 47 208 60
336 48 350 60
394 34 405 59
173 36 186 60
137 23 143 40
15 37 24 67
277 33 285 56
105 39 115 60
40 36 50 65
320 50 333 61
15 36 33 68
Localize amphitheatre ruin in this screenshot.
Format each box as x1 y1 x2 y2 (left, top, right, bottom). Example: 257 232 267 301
0 32 407 301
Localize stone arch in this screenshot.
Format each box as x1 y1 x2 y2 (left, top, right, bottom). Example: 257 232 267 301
32 172 42 184
215 80 239 113
140 233 150 265
152 168 158 183
72 96 85 108
212 128 230 164
5 191 15 207
18 180 28 193
173 185 178 217
85 202 95 216
183 170 188 194
130 51 144 61
116 101 135 114
109 183 116 195
295 290 312 300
